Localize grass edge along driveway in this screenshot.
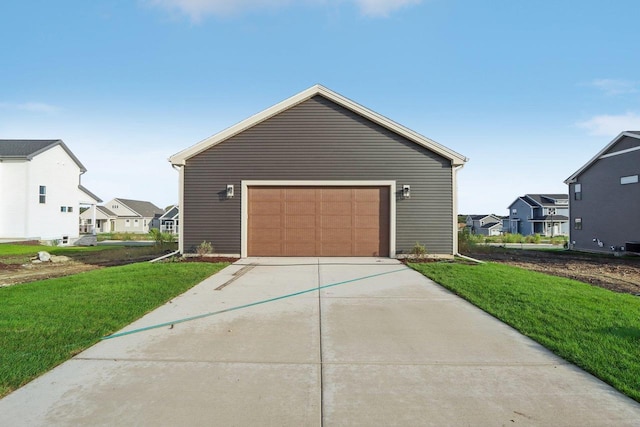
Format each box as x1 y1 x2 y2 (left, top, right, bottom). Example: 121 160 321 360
0 262 228 398
410 261 640 403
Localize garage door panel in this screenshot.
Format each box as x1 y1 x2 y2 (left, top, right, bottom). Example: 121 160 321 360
285 215 316 229
251 188 282 201
355 201 381 215
321 242 353 256
248 186 389 257
321 201 352 215
251 242 282 256
285 201 316 215
321 215 352 228
250 214 282 229
321 228 353 242
284 242 317 256
355 188 381 201
285 228 316 241
250 201 281 215
355 215 380 229
321 189 352 201
285 189 316 201
250 228 282 242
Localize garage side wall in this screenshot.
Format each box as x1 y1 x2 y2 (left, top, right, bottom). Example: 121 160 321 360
183 95 454 255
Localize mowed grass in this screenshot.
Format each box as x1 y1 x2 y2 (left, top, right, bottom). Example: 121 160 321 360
410 262 640 402
0 262 228 397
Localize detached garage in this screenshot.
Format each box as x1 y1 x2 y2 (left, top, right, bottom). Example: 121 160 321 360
169 85 467 258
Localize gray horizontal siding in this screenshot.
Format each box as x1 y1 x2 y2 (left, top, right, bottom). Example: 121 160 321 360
570 149 640 252
604 135 640 154
183 95 454 255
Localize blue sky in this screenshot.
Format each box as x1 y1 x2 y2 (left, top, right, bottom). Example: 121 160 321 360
2 0 639 214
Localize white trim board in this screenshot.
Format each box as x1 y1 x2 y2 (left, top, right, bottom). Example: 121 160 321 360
241 180 396 258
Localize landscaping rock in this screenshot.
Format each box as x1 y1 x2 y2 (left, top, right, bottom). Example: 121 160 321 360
37 251 51 262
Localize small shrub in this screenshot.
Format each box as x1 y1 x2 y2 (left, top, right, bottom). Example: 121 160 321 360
196 241 213 256
410 242 427 260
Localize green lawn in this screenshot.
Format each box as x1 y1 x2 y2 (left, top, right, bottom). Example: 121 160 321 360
0 262 228 397
410 261 640 402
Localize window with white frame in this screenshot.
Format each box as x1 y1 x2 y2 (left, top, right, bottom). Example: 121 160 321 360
574 217 582 230
574 183 582 200
621 175 639 185
39 186 46 204
125 219 131 227
60 206 67 213
511 208 517 215
134 219 139 226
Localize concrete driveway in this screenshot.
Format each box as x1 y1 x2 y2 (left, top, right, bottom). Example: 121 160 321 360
1 258 640 426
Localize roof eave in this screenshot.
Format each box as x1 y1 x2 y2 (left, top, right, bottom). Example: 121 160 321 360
169 84 468 166
565 131 640 183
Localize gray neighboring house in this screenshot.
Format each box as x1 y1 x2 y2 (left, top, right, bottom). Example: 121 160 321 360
159 205 179 234
169 85 468 257
565 131 640 254
465 214 503 236
506 194 569 236
80 198 164 233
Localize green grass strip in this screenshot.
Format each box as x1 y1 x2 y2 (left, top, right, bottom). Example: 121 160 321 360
410 261 640 402
0 262 227 398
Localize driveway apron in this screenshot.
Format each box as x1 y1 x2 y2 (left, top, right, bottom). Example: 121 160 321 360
1 257 639 426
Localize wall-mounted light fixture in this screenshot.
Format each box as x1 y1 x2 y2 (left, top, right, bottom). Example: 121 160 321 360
402 185 411 199
226 184 234 199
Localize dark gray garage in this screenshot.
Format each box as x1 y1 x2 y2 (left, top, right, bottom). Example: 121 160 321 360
169 85 467 257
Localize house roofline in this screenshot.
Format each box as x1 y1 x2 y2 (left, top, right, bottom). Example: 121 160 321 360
78 185 102 203
565 131 640 183
29 140 88 173
169 84 469 167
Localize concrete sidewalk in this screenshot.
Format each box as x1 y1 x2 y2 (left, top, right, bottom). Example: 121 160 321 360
1 258 639 426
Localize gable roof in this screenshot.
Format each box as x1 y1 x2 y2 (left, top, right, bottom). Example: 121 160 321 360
0 139 87 172
115 198 164 218
565 131 640 183
169 85 468 167
160 205 179 220
510 194 568 209
79 185 103 203
96 205 116 216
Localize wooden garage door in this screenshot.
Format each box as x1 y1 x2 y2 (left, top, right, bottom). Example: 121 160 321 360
248 186 389 257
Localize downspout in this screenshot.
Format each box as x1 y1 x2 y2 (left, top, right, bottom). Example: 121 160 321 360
452 163 483 264
172 163 184 254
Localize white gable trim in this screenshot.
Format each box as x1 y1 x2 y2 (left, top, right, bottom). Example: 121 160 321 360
565 131 640 183
169 85 468 167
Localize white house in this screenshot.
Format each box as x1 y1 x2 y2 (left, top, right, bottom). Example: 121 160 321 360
0 139 101 244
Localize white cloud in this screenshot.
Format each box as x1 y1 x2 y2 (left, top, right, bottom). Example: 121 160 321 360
0 102 60 114
147 0 422 20
355 0 421 17
577 112 640 137
588 78 638 96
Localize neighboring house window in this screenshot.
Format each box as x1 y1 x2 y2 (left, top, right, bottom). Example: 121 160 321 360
68 206 73 213
548 208 556 215
511 209 517 215
39 186 46 204
621 175 639 185
125 219 131 227
112 204 119 209
574 184 582 200
60 206 67 213
134 219 139 226
144 219 147 227
574 218 582 230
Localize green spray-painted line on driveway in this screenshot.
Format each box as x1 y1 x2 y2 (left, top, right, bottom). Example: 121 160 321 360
102 267 408 340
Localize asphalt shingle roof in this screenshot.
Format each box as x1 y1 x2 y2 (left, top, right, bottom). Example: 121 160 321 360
0 139 87 172
117 199 164 217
